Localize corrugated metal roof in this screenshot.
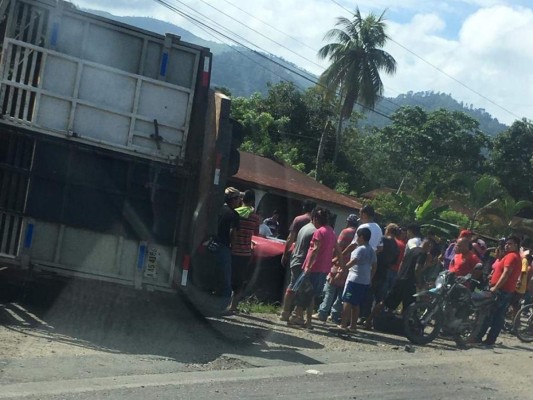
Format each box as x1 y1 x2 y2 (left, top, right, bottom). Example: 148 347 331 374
230 151 362 210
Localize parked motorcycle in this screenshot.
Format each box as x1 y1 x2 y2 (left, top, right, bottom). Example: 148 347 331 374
403 270 496 347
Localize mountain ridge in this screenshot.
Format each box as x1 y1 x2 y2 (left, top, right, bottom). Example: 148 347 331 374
86 10 509 136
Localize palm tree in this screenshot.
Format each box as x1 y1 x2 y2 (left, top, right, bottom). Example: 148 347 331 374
318 8 397 163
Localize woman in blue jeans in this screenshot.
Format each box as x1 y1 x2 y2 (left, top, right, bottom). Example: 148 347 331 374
314 214 357 323
315 266 346 323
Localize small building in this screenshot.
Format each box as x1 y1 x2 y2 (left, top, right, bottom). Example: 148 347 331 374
228 152 362 237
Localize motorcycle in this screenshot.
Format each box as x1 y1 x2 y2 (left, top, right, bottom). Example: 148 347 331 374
403 269 496 347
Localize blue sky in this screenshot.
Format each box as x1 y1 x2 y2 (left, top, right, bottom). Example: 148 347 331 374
73 0 533 125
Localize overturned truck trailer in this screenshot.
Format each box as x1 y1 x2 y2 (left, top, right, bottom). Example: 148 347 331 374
0 0 235 292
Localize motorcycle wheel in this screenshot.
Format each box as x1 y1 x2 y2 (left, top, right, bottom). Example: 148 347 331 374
454 309 486 347
513 304 533 343
404 301 443 345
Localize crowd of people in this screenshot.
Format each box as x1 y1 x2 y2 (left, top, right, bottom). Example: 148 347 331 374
214 187 533 346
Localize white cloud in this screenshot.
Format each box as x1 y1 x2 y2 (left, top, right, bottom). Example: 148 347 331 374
384 4 533 123
69 0 532 124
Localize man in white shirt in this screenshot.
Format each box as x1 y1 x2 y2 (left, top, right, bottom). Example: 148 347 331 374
405 223 422 251
343 205 383 258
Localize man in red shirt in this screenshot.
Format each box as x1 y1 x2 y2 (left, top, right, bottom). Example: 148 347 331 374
474 235 522 346
449 237 481 277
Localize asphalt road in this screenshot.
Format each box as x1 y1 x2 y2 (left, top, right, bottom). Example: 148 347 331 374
1 278 532 399
1 350 531 399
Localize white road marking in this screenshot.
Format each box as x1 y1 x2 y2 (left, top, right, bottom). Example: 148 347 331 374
10 302 54 329
0 304 30 326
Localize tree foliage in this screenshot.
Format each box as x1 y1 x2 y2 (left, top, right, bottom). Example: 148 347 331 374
490 119 533 202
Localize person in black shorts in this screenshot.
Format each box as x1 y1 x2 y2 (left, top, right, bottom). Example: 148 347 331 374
365 238 436 328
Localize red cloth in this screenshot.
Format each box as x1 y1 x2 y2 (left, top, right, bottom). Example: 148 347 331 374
490 251 522 293
449 252 481 277
251 236 285 259
392 239 406 272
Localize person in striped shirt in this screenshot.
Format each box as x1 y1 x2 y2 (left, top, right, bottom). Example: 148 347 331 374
228 190 261 313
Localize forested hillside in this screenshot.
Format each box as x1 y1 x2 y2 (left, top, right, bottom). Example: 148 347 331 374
362 91 508 136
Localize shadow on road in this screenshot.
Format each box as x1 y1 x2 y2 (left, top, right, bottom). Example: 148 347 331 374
0 279 323 367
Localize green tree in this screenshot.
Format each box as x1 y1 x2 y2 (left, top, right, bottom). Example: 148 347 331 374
318 8 397 163
230 83 328 173
490 119 533 201
369 192 414 226
368 106 489 196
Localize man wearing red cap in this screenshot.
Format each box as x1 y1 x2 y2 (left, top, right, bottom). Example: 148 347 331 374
442 229 473 270
449 237 481 277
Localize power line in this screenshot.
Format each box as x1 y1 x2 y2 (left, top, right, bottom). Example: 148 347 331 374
152 0 394 121
220 0 319 54
328 0 521 121
217 1 404 113
388 39 521 120
157 0 320 83
152 0 307 86
193 0 326 72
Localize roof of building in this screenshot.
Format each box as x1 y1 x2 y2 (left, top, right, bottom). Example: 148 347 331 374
230 152 361 210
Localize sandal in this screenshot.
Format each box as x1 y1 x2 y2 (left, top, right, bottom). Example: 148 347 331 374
279 312 290 322
288 316 306 326
336 324 349 331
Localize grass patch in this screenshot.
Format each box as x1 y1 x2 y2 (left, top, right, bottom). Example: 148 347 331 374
238 296 280 314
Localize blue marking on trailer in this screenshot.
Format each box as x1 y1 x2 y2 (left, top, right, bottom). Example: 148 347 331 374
160 53 168 76
50 22 59 47
137 244 146 270
24 223 34 249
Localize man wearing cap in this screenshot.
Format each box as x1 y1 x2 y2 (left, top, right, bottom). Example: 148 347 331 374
449 237 481 277
443 229 473 270
472 238 488 260
216 187 241 299
313 214 358 323
340 205 382 326
228 189 261 312
343 205 383 256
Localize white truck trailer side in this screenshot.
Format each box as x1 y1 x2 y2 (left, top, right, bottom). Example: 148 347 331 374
0 0 235 292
